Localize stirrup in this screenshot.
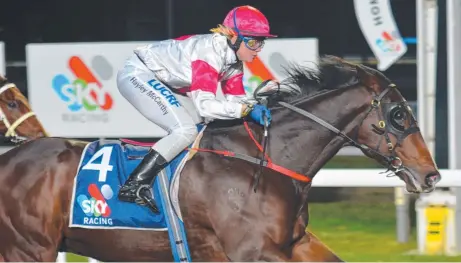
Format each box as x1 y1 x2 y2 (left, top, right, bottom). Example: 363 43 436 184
136 185 160 214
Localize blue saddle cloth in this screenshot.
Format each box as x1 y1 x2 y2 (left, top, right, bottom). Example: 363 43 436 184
69 139 189 230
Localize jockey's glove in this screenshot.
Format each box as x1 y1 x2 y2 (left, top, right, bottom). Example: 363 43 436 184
249 104 272 126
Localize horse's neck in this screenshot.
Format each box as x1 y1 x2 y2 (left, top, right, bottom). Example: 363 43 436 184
200 86 371 177
268 86 370 176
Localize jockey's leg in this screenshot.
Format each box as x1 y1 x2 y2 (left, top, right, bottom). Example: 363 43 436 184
116 62 198 212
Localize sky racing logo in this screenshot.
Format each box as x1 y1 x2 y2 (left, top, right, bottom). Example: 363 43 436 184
77 183 113 225
52 56 114 112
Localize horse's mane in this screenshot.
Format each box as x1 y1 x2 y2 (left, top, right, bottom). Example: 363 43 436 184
208 55 367 130
265 55 362 107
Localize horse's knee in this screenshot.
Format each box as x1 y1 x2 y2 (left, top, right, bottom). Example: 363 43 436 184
291 232 343 262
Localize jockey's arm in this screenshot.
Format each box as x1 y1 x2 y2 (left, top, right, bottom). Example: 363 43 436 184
189 56 251 120
220 72 256 104
190 88 248 120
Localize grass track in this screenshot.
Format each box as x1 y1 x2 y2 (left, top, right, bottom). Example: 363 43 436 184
308 201 461 262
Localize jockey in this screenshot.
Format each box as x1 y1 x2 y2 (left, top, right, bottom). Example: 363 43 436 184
116 5 276 211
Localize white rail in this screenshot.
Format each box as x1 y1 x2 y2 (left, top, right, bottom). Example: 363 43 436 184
312 169 461 187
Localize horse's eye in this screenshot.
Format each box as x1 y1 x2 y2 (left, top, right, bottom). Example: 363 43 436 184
389 107 407 131
7 101 18 109
393 110 405 121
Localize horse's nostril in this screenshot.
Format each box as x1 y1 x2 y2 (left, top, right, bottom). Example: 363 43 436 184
425 172 441 187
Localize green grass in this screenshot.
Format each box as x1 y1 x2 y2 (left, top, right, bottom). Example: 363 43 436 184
308 201 461 262
66 254 90 262
324 155 382 169
309 156 460 261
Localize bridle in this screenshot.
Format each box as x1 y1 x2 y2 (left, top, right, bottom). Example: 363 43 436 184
354 83 420 172
0 83 37 143
257 80 420 175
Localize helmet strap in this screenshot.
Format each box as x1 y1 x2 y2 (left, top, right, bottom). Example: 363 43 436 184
228 37 242 57
229 7 243 55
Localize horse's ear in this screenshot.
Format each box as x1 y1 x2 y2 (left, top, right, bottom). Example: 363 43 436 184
0 74 8 86
355 65 380 93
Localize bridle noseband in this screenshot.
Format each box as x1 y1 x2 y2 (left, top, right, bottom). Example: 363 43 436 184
0 83 37 143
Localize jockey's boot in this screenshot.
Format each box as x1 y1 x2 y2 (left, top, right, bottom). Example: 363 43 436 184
117 149 168 213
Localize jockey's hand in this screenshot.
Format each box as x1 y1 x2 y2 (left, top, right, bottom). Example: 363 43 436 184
250 104 272 126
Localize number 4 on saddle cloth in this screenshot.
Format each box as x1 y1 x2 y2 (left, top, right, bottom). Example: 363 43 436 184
69 125 206 262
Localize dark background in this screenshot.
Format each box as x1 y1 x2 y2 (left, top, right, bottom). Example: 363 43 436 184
0 0 418 100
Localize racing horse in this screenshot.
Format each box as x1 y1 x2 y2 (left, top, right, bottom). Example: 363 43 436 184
0 56 440 262
0 75 47 142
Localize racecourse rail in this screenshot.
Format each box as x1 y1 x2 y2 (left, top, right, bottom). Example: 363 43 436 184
53 168 461 262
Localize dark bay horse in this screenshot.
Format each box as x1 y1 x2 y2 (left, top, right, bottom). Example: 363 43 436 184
0 56 440 262
0 75 47 141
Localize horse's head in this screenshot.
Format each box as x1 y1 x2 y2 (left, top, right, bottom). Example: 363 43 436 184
0 75 48 142
351 62 440 193
260 55 440 193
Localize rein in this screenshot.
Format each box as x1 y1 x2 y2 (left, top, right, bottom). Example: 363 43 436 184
188 122 311 183
188 81 421 188
277 83 420 175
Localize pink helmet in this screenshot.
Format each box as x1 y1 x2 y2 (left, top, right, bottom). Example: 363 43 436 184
223 5 277 38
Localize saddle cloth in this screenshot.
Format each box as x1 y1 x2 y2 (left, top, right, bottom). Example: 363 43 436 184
69 125 205 230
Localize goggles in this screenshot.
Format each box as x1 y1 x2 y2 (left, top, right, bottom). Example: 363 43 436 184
241 37 265 50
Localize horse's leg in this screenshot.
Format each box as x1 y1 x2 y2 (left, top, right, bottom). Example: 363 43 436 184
0 248 56 262
185 226 230 262
259 244 291 262
64 228 174 262
187 226 291 262
290 230 344 262
0 139 88 262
